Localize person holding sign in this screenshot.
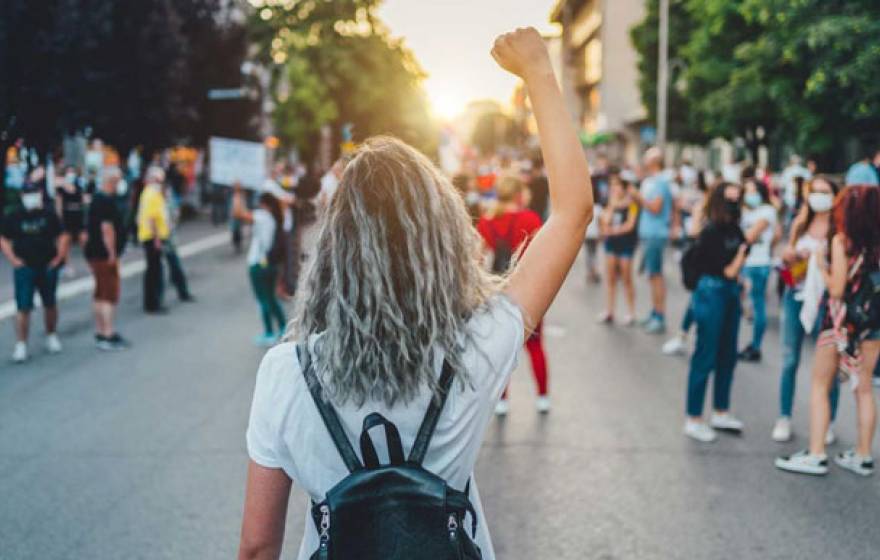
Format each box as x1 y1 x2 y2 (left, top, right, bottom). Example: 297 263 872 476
232 184 288 347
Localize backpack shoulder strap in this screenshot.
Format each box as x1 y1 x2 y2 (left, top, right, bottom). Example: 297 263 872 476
297 342 363 473
408 358 455 465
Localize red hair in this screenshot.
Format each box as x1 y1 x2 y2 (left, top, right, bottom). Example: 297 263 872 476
833 185 880 263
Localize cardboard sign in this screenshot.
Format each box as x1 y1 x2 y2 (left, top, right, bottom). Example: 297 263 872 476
209 137 266 189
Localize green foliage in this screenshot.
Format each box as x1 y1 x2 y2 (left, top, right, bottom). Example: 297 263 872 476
1 0 240 157
248 0 436 160
630 0 880 159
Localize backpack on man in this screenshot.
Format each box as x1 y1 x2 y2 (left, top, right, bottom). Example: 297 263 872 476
489 214 519 275
297 344 482 560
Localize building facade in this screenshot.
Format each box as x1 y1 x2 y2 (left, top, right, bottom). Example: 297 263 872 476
551 0 647 166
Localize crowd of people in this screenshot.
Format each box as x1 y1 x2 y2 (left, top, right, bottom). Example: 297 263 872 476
443 142 880 478
1 149 197 362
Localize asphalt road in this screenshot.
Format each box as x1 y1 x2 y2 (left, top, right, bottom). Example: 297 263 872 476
1 224 878 559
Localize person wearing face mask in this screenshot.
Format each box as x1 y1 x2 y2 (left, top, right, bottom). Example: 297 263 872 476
682 182 748 442
770 176 841 443
738 179 778 362
0 186 70 363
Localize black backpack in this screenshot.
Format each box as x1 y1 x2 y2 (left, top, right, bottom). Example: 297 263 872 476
846 257 880 334
297 344 482 560
489 215 519 274
680 239 701 291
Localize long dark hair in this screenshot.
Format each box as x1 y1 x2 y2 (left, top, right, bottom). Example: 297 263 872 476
704 181 740 225
833 185 880 265
259 192 285 262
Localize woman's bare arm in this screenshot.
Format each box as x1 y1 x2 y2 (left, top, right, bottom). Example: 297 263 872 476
744 219 769 245
491 28 593 332
238 461 292 560
232 184 254 224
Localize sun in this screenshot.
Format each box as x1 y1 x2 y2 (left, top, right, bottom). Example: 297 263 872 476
426 82 467 120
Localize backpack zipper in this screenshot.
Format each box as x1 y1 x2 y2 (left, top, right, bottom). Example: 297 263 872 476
319 505 330 559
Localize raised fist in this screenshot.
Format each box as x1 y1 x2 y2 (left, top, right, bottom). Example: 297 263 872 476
491 27 553 81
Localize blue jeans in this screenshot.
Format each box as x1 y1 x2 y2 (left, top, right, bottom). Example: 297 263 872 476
680 301 694 332
686 276 741 417
780 289 839 419
743 265 771 350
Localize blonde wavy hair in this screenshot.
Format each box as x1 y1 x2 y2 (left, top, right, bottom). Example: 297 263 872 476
290 136 504 407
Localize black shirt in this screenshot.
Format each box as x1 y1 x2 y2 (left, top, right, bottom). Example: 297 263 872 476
58 184 86 231
527 175 549 220
1 208 63 267
694 221 745 278
85 192 124 260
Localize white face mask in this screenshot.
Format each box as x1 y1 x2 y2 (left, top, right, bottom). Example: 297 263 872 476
21 193 42 211
65 172 76 184
808 192 833 213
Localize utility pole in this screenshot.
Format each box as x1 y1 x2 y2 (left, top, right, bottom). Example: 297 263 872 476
656 0 670 154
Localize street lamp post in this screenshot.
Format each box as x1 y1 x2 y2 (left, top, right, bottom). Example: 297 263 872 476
656 0 670 155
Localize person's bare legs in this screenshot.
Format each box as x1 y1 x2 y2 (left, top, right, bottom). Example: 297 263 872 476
93 300 115 338
808 344 840 456
620 258 636 318
14 312 30 343
604 255 618 317
855 341 880 457
649 275 666 316
44 306 58 335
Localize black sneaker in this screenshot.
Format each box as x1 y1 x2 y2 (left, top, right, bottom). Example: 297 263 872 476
95 335 115 351
738 346 761 362
107 333 131 349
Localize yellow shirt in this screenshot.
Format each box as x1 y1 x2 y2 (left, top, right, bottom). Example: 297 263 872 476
136 184 170 242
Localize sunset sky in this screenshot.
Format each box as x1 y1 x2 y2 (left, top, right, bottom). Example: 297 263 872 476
378 0 558 118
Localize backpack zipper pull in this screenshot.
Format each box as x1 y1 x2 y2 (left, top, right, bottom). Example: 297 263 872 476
447 513 459 542
319 505 330 559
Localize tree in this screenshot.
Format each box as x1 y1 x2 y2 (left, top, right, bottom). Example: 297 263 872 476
631 0 880 165
248 0 436 162
0 0 243 161
630 0 708 145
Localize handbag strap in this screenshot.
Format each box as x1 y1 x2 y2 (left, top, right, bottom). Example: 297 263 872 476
297 343 363 473
408 358 455 465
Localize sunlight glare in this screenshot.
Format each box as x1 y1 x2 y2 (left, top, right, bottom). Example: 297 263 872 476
427 81 467 120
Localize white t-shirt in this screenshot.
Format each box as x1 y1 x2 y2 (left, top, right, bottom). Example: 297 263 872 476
246 296 524 560
741 204 777 267
247 208 276 266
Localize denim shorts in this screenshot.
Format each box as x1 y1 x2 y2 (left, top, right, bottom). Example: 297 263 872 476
13 266 60 312
640 237 667 277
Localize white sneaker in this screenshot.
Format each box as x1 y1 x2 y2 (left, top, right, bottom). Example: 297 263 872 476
776 450 829 475
595 311 613 325
620 314 636 327
684 420 717 443
662 335 687 356
825 427 837 446
536 396 551 414
710 412 744 433
11 341 28 363
772 417 792 442
834 449 874 477
494 399 509 416
45 333 62 354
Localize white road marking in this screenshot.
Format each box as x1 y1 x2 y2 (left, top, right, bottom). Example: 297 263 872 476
0 231 230 321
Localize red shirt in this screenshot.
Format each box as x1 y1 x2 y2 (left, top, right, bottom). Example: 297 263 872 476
477 209 543 253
